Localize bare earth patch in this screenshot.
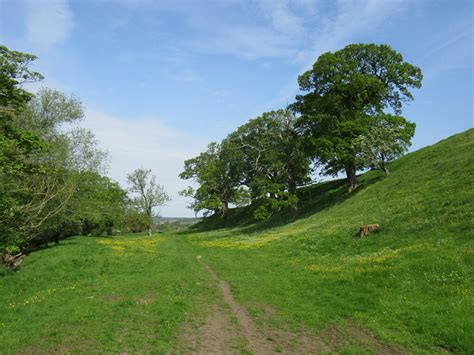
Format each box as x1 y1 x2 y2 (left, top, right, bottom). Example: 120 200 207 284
176 303 243 354
173 256 408 354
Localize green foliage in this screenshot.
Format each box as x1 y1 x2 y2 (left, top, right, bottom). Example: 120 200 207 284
185 129 474 353
293 43 422 191
0 46 47 253
64 171 128 236
179 142 247 216
123 208 150 233
127 168 171 236
181 110 312 219
354 113 416 175
224 109 311 218
0 46 122 253
0 44 43 108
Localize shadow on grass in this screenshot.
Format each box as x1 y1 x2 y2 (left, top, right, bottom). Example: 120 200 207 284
182 171 384 237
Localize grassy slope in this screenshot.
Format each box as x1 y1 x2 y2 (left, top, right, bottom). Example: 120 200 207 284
185 129 474 352
0 129 472 353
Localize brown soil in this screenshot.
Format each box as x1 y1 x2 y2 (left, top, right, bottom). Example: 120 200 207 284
174 256 408 354
174 257 329 354
177 303 243 354
200 257 275 354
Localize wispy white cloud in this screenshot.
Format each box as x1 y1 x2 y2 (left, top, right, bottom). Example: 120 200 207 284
295 0 408 66
24 0 73 48
255 0 410 112
255 0 305 35
82 109 208 217
189 26 296 60
183 0 407 62
181 1 306 60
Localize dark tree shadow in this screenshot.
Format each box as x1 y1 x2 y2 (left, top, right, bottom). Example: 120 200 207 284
181 170 385 236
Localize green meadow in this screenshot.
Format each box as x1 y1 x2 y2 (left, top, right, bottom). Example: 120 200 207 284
1 129 473 353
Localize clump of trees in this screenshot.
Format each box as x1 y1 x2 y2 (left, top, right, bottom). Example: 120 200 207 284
0 45 169 258
180 43 422 219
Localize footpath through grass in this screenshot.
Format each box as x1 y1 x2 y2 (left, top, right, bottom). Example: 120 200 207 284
0 129 472 353
0 234 218 353
182 129 474 353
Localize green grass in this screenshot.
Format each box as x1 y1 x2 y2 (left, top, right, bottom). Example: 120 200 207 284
0 234 219 352
1 129 473 353
183 129 474 352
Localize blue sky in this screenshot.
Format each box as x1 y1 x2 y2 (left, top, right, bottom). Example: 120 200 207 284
1 0 472 216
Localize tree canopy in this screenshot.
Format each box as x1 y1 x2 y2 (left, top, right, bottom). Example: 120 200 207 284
127 168 171 236
181 43 422 219
293 43 422 191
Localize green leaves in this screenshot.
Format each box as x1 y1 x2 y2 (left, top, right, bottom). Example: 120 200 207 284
354 114 416 175
127 168 171 235
180 110 312 219
294 43 422 190
179 142 244 216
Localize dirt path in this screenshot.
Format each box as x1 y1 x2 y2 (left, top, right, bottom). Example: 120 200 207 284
178 256 330 354
196 256 276 354
175 255 406 354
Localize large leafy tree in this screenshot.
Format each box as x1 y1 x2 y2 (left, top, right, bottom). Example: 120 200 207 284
293 43 422 191
127 168 171 236
1 46 121 253
14 88 114 244
179 142 247 217
0 45 46 253
224 109 311 218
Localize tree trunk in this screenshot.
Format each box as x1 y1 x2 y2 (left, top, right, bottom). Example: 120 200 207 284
288 179 297 195
380 154 389 176
222 201 229 217
345 165 358 192
287 157 297 195
147 225 152 237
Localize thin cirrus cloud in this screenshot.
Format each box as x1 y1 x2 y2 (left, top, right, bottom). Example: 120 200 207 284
253 0 410 115
180 0 408 62
24 0 73 48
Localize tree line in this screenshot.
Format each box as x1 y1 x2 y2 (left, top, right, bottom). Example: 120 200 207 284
0 45 169 257
180 44 422 219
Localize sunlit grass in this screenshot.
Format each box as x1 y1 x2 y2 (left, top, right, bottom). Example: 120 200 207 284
0 233 218 353
183 129 474 353
1 130 472 353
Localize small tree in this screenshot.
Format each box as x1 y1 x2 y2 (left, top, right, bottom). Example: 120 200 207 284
355 114 415 175
127 168 170 236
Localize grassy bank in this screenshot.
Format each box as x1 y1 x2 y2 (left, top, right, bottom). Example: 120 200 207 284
1 129 472 353
183 129 474 352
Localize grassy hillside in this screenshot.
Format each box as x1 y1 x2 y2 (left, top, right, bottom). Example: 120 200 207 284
184 129 474 352
0 129 472 353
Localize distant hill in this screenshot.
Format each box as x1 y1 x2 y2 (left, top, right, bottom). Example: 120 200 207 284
153 216 201 232
153 216 201 224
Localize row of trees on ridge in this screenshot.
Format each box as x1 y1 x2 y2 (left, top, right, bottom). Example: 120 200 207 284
180 44 422 219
